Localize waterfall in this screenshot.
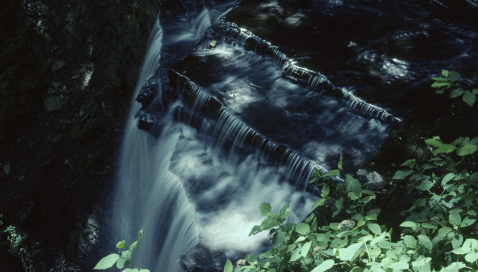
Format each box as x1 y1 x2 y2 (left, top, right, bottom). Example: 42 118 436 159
111 16 199 272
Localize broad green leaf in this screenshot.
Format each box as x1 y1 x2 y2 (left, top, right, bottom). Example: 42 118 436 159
368 247 381 257
452 235 464 249
295 223 310 235
418 235 433 251
421 223 437 229
451 248 470 255
457 144 477 156
463 239 478 249
323 169 340 177
279 202 290 218
357 219 366 227
450 88 464 98
301 242 312 257
123 269 139 272
223 259 233 272
460 218 476 228
449 213 462 226
400 221 417 229
246 254 258 263
129 241 138 251
416 180 433 191
448 71 461 81
121 250 132 260
290 247 302 262
443 262 466 271
139 270 150 272
434 144 456 155
442 70 449 77
313 198 326 210
335 197 344 210
388 262 409 270
465 253 478 263
392 170 413 180
403 235 417 248
367 223 382 236
431 81 450 88
116 240 125 249
116 257 127 269
314 233 331 242
336 242 363 261
463 90 476 107
273 231 286 248
401 159 416 169
365 213 378 221
473 88 478 95
260 202 271 216
432 77 448 81
93 254 120 270
425 137 442 147
346 175 362 197
322 184 330 197
442 173 455 185
311 259 335 272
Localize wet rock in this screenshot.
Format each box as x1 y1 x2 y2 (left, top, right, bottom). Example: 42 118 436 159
180 243 227 272
356 169 385 189
44 96 66 111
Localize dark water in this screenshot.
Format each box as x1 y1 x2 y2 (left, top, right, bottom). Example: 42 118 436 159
112 0 478 271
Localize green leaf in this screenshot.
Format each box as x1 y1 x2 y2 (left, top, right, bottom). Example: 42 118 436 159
449 213 462 226
335 197 344 210
418 235 432 251
338 153 343 171
138 229 143 240
452 235 464 249
463 91 476 107
450 88 464 98
116 240 125 249
93 254 120 270
323 169 340 177
431 81 450 88
260 202 271 216
421 223 437 229
365 213 378 221
345 175 361 197
473 88 478 95
279 202 290 218
322 184 330 197
336 242 363 261
290 247 302 262
425 137 442 148
460 219 476 228
116 257 127 269
457 144 477 156
463 239 478 249
388 262 409 270
301 242 312 257
442 70 449 77
401 159 416 169
367 223 382 236
129 241 138 251
443 262 466 271
123 269 139 272
416 180 433 191
246 254 258 263
311 259 335 272
392 170 413 180
465 253 478 263
400 221 418 229
313 198 327 210
403 235 417 248
223 259 233 272
296 223 310 235
434 144 457 155
273 231 286 248
432 77 448 81
448 71 461 81
442 173 456 185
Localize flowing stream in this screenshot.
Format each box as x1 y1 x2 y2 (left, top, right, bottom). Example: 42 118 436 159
110 0 478 271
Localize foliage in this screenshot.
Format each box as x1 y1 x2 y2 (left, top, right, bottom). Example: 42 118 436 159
224 136 478 272
431 70 478 107
94 230 150 272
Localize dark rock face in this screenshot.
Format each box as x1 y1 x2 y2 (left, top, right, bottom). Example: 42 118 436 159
0 0 158 270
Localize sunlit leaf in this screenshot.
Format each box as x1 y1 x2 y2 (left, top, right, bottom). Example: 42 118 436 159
392 170 413 180
223 259 233 272
418 235 432 251
116 240 125 249
93 254 120 270
403 235 417 248
311 260 335 272
260 202 271 216
295 223 310 235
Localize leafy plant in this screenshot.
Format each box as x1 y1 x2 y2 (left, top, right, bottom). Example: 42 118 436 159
94 229 150 272
431 70 478 107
